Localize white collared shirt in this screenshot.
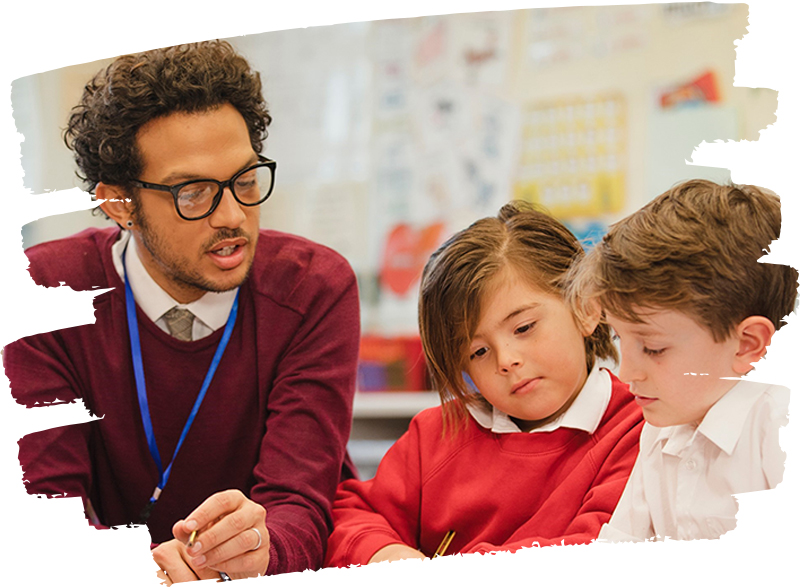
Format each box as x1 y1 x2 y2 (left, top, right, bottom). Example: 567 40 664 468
111 231 238 340
466 365 612 435
598 379 789 542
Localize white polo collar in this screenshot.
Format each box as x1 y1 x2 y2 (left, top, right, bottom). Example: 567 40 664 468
655 379 768 457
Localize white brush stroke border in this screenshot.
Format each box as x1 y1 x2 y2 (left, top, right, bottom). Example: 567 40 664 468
1 1 797 587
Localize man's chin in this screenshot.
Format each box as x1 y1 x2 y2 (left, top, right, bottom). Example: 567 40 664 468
204 259 255 293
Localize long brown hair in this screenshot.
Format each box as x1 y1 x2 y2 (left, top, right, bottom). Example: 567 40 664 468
418 201 617 433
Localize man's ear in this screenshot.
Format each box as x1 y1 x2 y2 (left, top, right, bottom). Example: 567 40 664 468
732 316 776 375
95 183 133 227
578 297 603 337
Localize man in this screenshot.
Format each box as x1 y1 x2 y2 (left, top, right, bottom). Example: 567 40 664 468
3 41 360 582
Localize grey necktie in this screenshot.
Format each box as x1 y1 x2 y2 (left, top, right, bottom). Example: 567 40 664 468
162 307 195 342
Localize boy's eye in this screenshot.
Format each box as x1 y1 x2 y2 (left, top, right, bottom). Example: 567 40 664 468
643 346 666 357
470 347 488 361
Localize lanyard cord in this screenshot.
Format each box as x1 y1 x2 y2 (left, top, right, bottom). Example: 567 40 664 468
122 249 240 521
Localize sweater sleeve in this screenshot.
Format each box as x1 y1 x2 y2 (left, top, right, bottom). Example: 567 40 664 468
249 259 361 575
325 417 425 568
5 331 100 527
463 414 643 553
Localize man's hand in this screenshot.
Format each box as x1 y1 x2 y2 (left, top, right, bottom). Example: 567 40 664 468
152 539 221 585
173 489 270 580
368 543 427 564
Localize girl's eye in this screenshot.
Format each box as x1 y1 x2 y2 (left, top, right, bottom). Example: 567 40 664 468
515 322 536 335
470 347 488 361
643 346 666 357
611 333 620 342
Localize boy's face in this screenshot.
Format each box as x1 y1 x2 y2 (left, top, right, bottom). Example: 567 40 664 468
606 308 741 427
465 267 597 430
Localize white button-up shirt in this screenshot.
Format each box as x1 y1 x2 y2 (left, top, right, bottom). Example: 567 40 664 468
111 231 237 341
598 379 789 541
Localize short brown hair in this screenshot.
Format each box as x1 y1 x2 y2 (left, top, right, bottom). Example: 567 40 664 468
419 201 618 431
64 40 271 194
569 179 798 341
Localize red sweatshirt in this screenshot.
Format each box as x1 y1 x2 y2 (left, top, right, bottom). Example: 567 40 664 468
4 227 360 575
326 372 642 566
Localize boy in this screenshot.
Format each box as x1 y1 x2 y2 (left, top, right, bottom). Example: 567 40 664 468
570 179 797 541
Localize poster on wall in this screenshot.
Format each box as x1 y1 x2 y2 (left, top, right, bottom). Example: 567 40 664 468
514 94 627 218
647 69 735 199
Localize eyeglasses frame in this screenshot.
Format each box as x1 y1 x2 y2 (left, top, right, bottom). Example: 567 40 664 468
130 155 277 221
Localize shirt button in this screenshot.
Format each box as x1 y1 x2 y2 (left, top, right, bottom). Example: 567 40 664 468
685 459 697 470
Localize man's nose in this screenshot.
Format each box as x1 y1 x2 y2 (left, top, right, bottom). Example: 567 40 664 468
209 187 247 229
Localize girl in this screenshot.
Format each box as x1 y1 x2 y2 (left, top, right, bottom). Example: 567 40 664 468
326 202 643 566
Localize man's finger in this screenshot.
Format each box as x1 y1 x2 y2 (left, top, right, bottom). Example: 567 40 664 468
198 527 265 570
156 557 198 583
186 507 254 561
179 489 247 542
153 538 219 583
208 546 266 577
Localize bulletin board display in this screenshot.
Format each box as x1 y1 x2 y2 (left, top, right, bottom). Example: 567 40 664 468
514 95 626 218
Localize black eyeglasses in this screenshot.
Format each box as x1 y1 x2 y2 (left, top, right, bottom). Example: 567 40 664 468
131 156 277 221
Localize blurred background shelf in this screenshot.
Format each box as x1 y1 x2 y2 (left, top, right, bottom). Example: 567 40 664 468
349 391 440 479
353 391 439 418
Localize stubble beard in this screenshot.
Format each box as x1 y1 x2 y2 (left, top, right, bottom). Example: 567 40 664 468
132 206 255 296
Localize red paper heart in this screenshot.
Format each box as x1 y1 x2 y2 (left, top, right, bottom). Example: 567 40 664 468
380 222 446 296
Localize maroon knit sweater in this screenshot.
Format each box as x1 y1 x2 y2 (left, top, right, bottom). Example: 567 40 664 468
4 227 360 575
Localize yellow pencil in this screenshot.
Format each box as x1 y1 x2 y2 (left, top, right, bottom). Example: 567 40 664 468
433 530 455 558
188 529 198 548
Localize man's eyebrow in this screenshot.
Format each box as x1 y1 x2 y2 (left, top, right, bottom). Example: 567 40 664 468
159 155 260 184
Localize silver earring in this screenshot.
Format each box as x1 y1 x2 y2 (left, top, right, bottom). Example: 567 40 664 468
126 220 134 228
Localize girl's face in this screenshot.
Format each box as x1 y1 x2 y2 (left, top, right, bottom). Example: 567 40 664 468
465 267 598 430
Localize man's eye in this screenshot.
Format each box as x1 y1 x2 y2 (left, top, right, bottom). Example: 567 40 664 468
235 176 257 189
179 183 215 201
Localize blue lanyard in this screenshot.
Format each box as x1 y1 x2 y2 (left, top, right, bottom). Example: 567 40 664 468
122 250 239 522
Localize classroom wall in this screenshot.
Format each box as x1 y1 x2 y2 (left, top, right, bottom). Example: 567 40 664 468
13 3 774 339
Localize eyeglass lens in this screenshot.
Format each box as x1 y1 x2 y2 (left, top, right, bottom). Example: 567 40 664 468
177 165 274 219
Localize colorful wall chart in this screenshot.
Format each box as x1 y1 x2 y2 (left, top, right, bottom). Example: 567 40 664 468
514 95 626 218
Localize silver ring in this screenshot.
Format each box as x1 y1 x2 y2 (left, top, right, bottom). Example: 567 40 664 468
250 527 262 551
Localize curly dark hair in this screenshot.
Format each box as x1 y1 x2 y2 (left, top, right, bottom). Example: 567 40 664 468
64 40 271 194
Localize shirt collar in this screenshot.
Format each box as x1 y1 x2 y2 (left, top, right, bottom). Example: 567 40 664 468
466 364 612 434
111 230 237 332
653 379 768 456
697 379 769 455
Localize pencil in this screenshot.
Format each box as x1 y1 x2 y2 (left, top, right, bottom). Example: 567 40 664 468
187 529 229 581
433 530 455 558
